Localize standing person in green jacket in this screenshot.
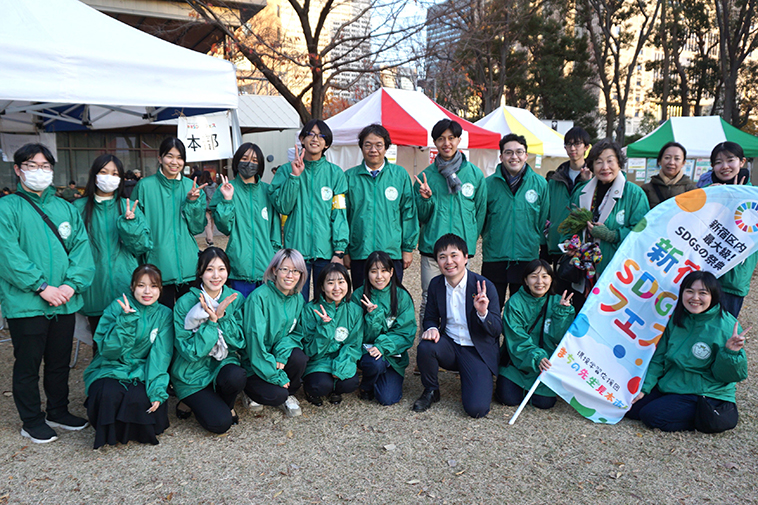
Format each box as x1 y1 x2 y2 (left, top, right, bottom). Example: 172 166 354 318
628 271 748 433
211 142 281 298
132 137 207 308
75 154 153 333
497 259 575 409
413 119 487 321
83 264 173 449
242 249 309 417
171 248 246 434
269 120 348 301
1 143 95 444
301 263 364 406
482 134 550 309
344 124 418 287
353 251 416 405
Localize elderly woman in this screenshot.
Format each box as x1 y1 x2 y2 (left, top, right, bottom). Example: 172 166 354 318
641 142 697 208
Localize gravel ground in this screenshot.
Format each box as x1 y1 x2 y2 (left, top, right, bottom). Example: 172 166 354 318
1 237 757 504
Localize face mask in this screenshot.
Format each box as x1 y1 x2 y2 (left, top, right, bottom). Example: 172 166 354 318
96 174 121 193
237 162 259 180
22 169 54 192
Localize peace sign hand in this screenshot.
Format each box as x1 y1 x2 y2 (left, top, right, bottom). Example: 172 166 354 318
313 304 332 323
559 290 574 307
414 173 432 199
733 173 748 185
199 293 218 323
474 280 489 317
124 198 139 220
116 294 136 314
725 321 751 351
187 177 208 202
219 174 234 200
360 294 378 313
215 293 238 321
291 144 306 176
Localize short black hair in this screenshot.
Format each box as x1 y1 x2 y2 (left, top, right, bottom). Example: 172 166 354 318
232 142 266 180
13 143 56 167
299 119 333 151
358 124 392 149
431 119 462 141
564 127 591 146
521 259 555 296
657 141 687 164
499 133 527 152
68 180 76 186
314 262 352 302
672 270 723 327
433 233 468 258
710 141 745 166
586 139 626 172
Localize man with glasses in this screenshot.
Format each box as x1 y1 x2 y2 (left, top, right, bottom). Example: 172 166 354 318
344 124 418 287
269 119 349 301
481 134 549 308
0 143 94 443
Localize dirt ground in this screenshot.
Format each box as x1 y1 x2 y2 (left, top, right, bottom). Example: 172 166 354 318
1 236 756 504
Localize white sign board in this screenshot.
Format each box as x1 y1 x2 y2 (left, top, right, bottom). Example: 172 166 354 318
178 112 233 162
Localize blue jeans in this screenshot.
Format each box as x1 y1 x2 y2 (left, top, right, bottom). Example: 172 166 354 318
357 353 404 405
302 259 332 301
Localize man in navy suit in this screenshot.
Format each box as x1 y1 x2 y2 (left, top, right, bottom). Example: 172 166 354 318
412 233 502 418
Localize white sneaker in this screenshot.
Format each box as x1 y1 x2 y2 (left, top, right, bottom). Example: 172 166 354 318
241 392 264 412
278 395 302 417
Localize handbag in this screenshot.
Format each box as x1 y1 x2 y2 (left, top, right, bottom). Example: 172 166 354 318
694 396 738 433
556 253 583 284
500 298 548 368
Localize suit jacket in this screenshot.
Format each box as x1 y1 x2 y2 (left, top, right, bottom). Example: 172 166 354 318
423 270 502 375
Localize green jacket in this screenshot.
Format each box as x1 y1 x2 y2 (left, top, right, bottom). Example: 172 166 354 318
74 197 153 316
132 172 206 285
566 176 650 275
241 281 305 386
413 153 487 256
482 164 549 262
171 286 246 400
0 185 95 318
83 294 174 403
642 305 747 402
210 178 281 283
352 284 416 376
499 290 575 397
546 162 583 255
269 156 349 260
344 160 418 260
301 297 364 380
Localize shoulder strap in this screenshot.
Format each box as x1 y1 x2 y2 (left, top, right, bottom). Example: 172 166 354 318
15 193 69 254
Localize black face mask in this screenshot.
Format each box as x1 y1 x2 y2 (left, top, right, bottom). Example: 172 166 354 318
237 161 259 180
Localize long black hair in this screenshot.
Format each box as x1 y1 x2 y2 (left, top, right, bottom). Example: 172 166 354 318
195 247 232 290
315 263 352 303
362 251 408 317
83 153 125 239
672 271 723 327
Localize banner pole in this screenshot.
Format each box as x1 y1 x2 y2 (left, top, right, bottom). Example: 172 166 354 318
508 377 541 425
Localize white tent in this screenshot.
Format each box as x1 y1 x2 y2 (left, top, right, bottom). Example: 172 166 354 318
0 0 239 140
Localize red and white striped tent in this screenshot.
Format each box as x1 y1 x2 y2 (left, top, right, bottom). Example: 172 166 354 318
325 87 501 175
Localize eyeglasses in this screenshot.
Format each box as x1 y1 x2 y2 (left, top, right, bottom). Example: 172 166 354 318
278 267 302 277
22 162 53 172
565 141 585 148
503 149 526 157
363 143 385 151
305 132 326 140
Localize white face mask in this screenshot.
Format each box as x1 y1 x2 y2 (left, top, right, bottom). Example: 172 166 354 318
96 174 121 194
22 169 54 192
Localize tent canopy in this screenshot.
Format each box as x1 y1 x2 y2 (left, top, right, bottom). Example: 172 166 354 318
626 116 758 159
474 105 566 157
1 0 238 133
327 88 501 150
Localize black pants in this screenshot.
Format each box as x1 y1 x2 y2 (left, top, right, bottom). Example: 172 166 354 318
9 314 76 428
244 348 308 406
304 371 360 397
481 261 528 310
350 259 405 289
495 375 556 409
159 283 192 310
181 364 247 434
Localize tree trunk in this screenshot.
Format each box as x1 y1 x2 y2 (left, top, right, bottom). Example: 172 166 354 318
616 98 627 142
660 0 670 121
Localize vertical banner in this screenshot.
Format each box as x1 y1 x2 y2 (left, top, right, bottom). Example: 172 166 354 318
540 186 758 424
178 112 233 162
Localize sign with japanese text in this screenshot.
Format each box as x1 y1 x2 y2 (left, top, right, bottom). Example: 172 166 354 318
540 186 758 424
178 112 233 162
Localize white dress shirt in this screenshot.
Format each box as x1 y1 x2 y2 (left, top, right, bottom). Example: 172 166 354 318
445 271 475 346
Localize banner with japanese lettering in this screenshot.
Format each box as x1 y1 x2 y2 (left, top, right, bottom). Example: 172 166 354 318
178 112 233 162
540 186 758 424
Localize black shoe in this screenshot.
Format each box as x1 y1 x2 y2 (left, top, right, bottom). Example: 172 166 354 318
329 393 343 405
231 411 239 425
358 389 374 401
412 389 440 412
21 423 58 444
176 402 192 420
46 412 89 431
305 391 323 407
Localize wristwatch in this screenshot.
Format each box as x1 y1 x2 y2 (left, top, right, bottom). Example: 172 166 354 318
35 282 49 294
334 252 345 259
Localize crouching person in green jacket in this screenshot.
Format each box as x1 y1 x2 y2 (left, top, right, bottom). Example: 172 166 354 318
497 259 574 409
302 263 364 406
352 251 416 405
1 143 95 444
83 264 173 449
242 249 309 417
171 248 246 434
628 271 749 433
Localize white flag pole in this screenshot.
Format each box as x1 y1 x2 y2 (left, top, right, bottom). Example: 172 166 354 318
508 377 542 425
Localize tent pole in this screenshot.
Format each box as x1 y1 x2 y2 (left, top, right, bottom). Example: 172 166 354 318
230 109 242 151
